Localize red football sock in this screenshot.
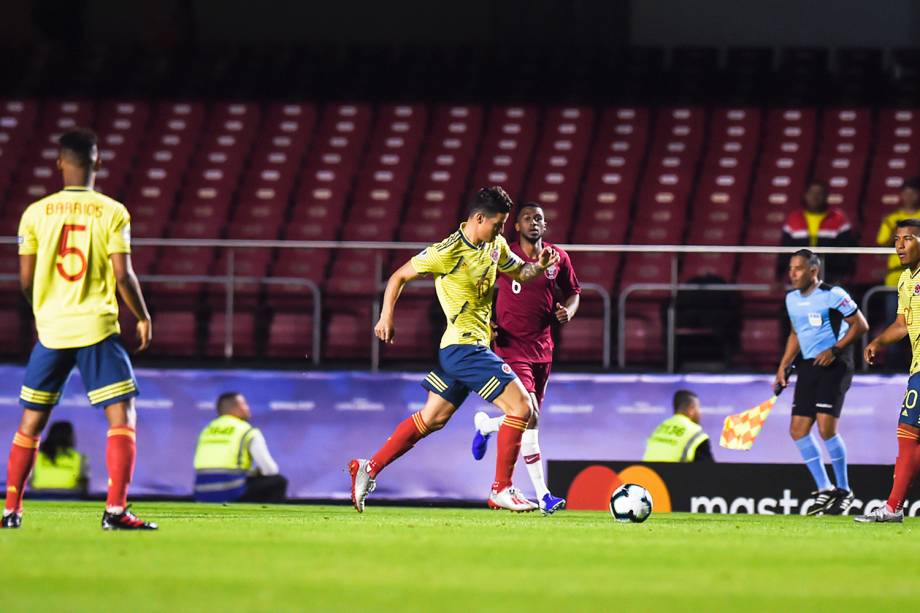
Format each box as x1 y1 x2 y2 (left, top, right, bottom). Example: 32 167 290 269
4 431 39 514
369 412 430 477
106 426 136 511
492 415 527 492
887 426 920 512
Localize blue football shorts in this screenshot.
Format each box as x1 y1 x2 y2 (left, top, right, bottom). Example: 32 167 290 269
20 334 139 410
899 373 920 428
421 343 518 407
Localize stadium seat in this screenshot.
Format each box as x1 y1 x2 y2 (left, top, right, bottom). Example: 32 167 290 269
738 318 782 369
735 253 781 298
323 304 373 361
205 312 257 358
623 313 664 365
146 312 200 356
681 252 736 282
555 316 605 364
266 312 317 359
380 297 439 362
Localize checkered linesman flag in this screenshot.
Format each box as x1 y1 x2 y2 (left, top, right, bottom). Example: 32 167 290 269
719 364 794 451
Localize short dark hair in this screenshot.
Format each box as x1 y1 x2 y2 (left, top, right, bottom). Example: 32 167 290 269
467 186 513 218
58 128 98 169
806 178 829 192
673 390 698 413
896 218 920 230
516 201 542 220
791 248 821 269
216 391 242 414
903 177 920 192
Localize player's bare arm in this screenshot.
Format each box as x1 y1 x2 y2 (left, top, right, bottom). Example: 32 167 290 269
18 254 36 307
555 293 580 324
509 247 560 283
775 330 800 389
374 260 422 344
814 310 869 367
864 314 909 365
111 253 152 352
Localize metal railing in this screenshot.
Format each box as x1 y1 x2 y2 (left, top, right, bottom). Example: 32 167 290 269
618 282 772 371
1 237 897 369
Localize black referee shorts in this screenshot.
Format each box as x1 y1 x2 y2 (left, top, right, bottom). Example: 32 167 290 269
791 357 854 419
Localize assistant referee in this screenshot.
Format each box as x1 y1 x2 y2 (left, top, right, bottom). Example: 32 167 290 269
774 249 868 516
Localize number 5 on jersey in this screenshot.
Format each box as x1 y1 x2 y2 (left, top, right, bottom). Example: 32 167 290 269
57 224 87 282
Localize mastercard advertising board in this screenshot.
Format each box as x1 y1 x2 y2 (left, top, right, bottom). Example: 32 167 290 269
548 461 920 516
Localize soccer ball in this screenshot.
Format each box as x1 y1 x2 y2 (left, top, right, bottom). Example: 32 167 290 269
609 483 653 523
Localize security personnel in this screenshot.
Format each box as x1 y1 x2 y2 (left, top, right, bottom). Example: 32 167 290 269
643 390 714 462
30 421 89 497
193 392 287 503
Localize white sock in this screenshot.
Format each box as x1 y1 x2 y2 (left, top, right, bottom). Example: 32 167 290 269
106 506 124 514
521 429 549 499
481 416 503 435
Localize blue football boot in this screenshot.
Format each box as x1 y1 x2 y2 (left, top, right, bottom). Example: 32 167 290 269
540 493 566 516
471 411 491 460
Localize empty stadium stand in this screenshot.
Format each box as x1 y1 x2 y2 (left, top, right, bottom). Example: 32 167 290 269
0 45 915 369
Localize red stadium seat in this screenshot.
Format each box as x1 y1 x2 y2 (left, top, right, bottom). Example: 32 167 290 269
325 249 386 297
146 312 199 356
323 304 373 361
623 314 664 364
569 253 621 290
736 253 782 303
555 316 605 364
266 312 317 359
266 250 330 307
681 252 736 282
738 319 782 369
380 297 439 361
205 312 257 358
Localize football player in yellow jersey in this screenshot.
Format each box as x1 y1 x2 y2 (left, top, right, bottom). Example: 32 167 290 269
1 129 156 531
349 187 560 512
858 218 920 523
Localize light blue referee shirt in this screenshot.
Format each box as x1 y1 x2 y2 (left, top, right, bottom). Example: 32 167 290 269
785 283 858 359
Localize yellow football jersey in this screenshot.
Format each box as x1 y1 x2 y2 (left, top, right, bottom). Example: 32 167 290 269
18 186 132 349
897 266 920 374
410 224 524 348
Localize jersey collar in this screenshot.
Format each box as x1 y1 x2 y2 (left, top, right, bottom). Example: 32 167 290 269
458 223 483 250
63 186 92 192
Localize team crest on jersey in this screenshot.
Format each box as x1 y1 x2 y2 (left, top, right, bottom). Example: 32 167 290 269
544 264 558 279
914 283 920 296
490 248 499 263
501 363 513 375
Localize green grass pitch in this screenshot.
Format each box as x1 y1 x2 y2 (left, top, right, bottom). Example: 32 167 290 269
1 501 917 612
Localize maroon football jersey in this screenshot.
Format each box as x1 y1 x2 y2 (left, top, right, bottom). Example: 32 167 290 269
493 241 580 363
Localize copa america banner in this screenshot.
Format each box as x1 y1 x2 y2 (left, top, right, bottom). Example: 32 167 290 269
0 367 908 500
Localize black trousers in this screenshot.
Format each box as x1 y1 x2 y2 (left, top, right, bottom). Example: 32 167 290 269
239 474 288 503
